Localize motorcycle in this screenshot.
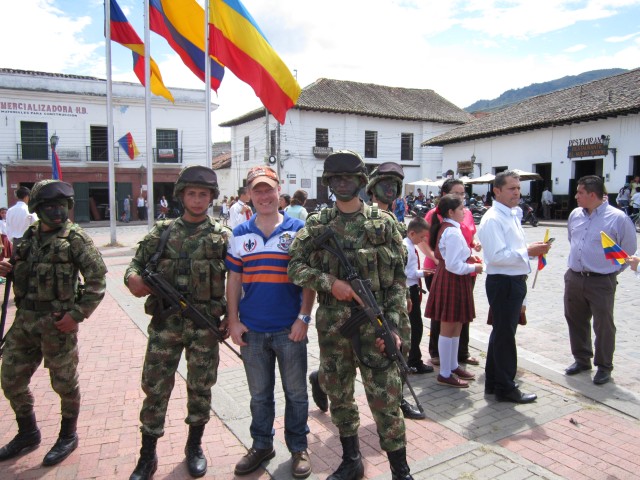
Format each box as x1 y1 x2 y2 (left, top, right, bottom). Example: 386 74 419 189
469 199 487 225
410 199 432 218
520 196 539 227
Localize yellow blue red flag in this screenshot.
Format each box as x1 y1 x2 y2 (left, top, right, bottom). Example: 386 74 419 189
118 132 140 160
601 231 628 265
109 0 174 102
538 228 549 270
150 0 225 91
208 0 301 124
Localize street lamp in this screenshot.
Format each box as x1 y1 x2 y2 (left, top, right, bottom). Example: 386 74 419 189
50 133 59 151
471 153 482 176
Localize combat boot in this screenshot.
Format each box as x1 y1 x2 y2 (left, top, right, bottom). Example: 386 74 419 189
327 435 364 480
184 425 207 477
42 416 79 466
309 370 328 412
387 447 413 480
130 434 158 480
0 413 41 461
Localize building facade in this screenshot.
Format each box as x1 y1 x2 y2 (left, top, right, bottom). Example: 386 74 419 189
423 68 640 215
0 69 215 222
218 78 472 204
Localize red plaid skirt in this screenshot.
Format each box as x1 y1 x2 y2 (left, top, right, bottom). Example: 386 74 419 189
424 224 475 323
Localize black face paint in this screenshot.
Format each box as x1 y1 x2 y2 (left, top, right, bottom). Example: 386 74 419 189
38 201 69 228
373 179 397 205
328 175 362 201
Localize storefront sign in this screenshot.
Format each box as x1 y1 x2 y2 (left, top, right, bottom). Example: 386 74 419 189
0 100 89 117
567 135 609 158
457 160 473 174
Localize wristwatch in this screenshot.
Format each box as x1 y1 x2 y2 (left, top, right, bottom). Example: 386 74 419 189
297 314 312 325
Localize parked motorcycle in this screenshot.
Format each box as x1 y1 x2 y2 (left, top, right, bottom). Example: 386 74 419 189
410 199 432 218
469 199 488 225
520 196 539 227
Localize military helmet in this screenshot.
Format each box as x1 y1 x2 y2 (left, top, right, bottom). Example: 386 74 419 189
321 150 368 187
366 162 404 197
173 165 219 199
28 179 75 213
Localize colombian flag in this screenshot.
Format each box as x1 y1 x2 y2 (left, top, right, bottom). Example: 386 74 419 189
208 0 301 124
150 0 225 91
118 133 140 160
601 231 628 265
52 149 62 180
109 0 174 102
538 228 549 270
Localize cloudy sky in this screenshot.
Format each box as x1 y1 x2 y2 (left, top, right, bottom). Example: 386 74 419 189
2 0 639 142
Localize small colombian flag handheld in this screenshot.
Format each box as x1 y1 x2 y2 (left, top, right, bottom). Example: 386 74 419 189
600 231 628 265
538 228 550 271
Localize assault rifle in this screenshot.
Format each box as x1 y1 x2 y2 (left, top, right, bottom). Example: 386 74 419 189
312 228 424 415
0 274 11 359
142 268 241 359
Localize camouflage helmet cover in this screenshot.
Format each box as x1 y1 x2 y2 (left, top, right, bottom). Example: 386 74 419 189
173 165 219 199
321 150 368 187
28 179 75 213
366 161 404 197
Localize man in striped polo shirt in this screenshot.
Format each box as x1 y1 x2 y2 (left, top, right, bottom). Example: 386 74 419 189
226 166 315 479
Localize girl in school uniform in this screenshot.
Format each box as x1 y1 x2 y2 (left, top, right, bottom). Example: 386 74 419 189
425 194 484 388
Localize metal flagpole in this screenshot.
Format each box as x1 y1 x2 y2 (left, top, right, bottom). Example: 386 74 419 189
205 0 212 168
105 0 117 245
144 0 154 229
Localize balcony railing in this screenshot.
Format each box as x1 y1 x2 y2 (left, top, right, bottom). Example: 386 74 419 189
16 144 123 162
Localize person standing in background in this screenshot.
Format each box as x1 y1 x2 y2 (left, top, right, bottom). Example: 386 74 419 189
6 186 38 245
285 190 309 221
541 186 554 220
137 194 146 221
228 187 252 229
123 195 132 222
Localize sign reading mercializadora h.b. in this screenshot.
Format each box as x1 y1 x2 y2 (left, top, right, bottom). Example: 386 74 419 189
0 100 89 117
567 135 610 159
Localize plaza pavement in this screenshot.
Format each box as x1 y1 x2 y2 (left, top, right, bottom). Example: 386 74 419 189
0 219 639 479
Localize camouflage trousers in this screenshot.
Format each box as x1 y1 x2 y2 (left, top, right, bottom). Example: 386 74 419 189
139 315 220 438
1 310 80 418
316 305 406 452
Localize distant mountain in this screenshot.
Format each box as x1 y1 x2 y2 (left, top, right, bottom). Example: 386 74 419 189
464 69 629 113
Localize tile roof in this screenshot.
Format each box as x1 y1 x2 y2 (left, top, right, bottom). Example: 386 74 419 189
219 78 473 127
422 68 640 146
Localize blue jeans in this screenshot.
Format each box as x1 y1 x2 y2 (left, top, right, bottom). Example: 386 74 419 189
241 329 309 452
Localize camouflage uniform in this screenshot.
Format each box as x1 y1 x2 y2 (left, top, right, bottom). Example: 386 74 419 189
0 179 107 466
288 198 408 452
125 215 230 437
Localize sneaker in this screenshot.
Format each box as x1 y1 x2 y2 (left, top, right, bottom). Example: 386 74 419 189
234 447 275 475
452 367 475 380
291 450 311 479
437 374 469 388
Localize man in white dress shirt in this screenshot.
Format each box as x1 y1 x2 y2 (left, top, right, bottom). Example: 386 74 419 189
6 186 37 244
478 171 551 404
228 187 252 229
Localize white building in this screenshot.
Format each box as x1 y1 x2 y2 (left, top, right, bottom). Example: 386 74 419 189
423 68 640 217
218 78 472 205
0 68 215 222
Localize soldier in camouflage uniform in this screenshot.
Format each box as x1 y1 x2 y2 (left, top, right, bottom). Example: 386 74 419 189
0 180 107 467
288 151 414 480
125 166 230 480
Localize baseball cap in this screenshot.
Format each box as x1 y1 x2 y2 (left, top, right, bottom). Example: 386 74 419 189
247 166 279 189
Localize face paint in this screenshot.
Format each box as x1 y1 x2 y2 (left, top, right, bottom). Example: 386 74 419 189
38 201 69 228
328 175 362 201
373 179 397 205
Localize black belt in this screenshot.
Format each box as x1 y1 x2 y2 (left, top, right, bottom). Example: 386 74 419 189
488 274 528 281
572 270 610 277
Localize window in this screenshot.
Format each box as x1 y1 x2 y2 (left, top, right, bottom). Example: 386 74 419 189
270 130 276 156
244 136 250 162
20 121 48 160
156 129 178 163
90 126 108 161
316 128 329 148
364 130 377 158
401 133 414 161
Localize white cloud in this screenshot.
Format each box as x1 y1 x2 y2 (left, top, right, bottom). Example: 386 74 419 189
605 31 640 42
564 44 588 53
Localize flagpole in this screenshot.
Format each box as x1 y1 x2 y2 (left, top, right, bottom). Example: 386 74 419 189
106 0 117 245
144 0 155 229
204 0 212 167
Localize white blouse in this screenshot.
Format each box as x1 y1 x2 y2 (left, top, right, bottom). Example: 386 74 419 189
438 219 476 276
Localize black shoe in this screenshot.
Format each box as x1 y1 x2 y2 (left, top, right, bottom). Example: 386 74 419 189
496 388 537 404
565 362 592 376
400 399 425 420
185 425 207 477
234 447 275 475
42 433 78 466
408 362 434 374
484 382 519 395
0 413 41 462
593 369 611 385
309 371 329 412
130 434 158 480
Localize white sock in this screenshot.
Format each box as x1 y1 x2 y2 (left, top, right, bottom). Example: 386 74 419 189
438 336 453 378
451 336 460 372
